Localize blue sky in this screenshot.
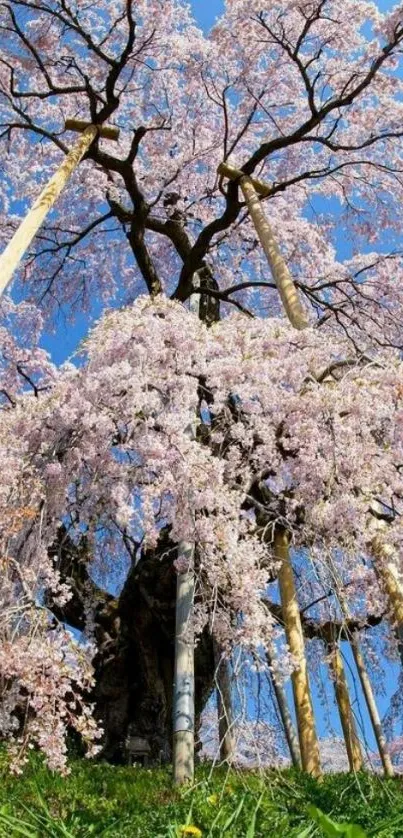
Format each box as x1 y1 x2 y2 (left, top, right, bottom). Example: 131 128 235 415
191 0 224 31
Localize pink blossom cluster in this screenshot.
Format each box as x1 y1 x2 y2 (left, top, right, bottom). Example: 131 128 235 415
0 307 102 774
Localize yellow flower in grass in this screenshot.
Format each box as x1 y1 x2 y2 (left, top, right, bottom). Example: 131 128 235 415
207 793 218 806
179 826 202 837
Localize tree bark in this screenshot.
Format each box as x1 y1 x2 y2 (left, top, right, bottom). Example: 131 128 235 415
48 527 215 764
213 639 236 763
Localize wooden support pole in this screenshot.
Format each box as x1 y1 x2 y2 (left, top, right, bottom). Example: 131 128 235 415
375 553 403 672
267 647 301 769
238 176 309 330
276 529 322 777
369 505 403 663
349 634 394 777
325 633 363 772
337 586 394 777
213 639 236 763
64 119 119 141
217 162 309 330
217 161 272 198
0 121 119 296
372 534 403 649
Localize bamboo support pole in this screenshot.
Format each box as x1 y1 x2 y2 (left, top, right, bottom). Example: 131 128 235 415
276 529 322 776
213 640 236 763
0 121 119 296
326 633 363 772
217 162 309 330
267 647 301 769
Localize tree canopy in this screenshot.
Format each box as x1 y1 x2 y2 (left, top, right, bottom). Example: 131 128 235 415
1 0 403 774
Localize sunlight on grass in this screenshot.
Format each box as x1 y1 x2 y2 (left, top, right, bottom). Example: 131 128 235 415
0 751 401 837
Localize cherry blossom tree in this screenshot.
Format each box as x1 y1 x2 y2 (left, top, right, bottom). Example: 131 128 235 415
2 294 403 770
1 0 403 772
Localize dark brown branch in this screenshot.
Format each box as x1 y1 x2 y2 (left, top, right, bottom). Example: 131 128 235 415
265 599 384 640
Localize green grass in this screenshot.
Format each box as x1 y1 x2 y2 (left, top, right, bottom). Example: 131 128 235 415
0 751 402 837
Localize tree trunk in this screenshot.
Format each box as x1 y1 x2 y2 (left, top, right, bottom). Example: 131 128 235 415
48 527 215 764
213 639 236 763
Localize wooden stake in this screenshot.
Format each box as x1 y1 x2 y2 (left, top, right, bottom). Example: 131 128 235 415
350 635 394 777
276 529 322 776
267 647 301 769
238 176 309 330
326 632 363 772
337 590 394 777
217 161 309 330
0 121 119 296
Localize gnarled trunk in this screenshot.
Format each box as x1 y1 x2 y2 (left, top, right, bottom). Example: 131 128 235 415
48 528 215 763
